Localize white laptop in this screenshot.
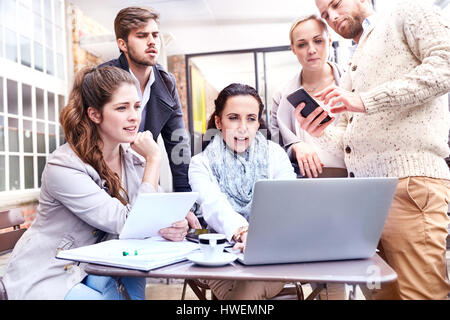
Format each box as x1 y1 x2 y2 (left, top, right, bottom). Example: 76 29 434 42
227 178 397 265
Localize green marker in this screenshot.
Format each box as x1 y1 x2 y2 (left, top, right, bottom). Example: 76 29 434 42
122 250 138 256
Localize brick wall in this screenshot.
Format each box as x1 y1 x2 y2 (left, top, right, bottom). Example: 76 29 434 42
167 55 221 131
168 55 189 130
69 3 107 73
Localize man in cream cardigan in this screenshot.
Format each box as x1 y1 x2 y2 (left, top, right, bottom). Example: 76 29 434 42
296 0 450 299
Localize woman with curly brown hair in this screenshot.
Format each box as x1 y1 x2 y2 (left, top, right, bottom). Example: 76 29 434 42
1 66 189 300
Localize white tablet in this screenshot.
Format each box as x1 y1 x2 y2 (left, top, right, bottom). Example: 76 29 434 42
119 192 198 239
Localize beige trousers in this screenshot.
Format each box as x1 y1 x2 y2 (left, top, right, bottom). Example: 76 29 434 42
318 283 347 300
205 279 285 300
372 177 450 300
205 280 347 300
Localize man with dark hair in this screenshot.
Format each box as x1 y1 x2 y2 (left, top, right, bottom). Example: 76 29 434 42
100 7 200 227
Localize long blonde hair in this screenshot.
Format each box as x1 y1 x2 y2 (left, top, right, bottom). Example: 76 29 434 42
59 66 137 205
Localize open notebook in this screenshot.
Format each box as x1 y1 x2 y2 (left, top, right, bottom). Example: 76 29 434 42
57 237 199 271
56 192 200 271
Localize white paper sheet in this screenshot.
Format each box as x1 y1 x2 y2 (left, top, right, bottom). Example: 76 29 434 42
119 192 198 239
56 237 200 271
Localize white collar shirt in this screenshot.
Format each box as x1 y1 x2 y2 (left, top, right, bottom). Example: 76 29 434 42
129 67 155 131
348 14 377 58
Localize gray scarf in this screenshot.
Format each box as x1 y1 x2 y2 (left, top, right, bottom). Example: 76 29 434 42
205 131 269 220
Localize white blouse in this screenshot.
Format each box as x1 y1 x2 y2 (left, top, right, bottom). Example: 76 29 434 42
188 141 296 241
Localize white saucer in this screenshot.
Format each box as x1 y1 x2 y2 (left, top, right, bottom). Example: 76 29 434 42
187 252 237 267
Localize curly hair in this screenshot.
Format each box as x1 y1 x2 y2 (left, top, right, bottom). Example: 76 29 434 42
59 66 137 205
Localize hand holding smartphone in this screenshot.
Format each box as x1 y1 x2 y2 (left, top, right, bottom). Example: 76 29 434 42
286 88 331 125
185 228 209 243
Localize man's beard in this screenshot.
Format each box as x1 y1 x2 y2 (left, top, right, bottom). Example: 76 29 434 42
338 15 364 39
127 45 157 67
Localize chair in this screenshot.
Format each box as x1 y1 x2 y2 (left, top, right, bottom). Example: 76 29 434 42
0 208 27 254
181 279 217 300
181 279 311 300
0 208 27 300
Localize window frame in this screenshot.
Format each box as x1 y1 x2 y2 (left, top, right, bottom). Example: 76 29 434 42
0 0 68 205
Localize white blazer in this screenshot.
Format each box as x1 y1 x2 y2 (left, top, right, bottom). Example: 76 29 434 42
188 141 296 241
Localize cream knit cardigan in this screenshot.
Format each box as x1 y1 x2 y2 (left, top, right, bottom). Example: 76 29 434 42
316 0 450 179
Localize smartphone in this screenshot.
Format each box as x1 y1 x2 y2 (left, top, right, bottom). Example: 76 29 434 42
286 88 331 125
185 228 209 243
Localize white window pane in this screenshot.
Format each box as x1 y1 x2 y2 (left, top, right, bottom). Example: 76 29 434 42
34 12 43 43
49 123 56 153
0 116 4 152
19 4 32 36
0 156 5 191
20 0 32 8
34 42 44 71
20 36 32 67
8 117 19 152
9 155 20 190
5 28 18 62
44 0 51 22
47 91 55 121
54 0 62 26
36 87 44 119
59 125 65 146
24 156 34 189
46 47 54 75
23 119 33 152
57 94 65 115
37 156 45 187
37 121 45 153
0 26 3 58
0 1 3 26
45 19 52 48
4 0 17 30
57 53 64 79
7 79 18 115
55 26 63 53
22 84 32 117
0 77 3 112
33 0 41 15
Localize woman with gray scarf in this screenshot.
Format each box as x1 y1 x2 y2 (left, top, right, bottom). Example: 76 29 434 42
188 83 296 299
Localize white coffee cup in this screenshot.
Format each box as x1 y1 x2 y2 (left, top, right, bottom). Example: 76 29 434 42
199 233 227 260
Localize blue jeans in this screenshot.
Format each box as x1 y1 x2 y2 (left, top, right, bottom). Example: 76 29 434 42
65 275 146 300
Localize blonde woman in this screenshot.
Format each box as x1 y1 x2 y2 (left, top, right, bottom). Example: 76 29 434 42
270 14 347 299
270 14 346 179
